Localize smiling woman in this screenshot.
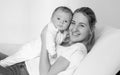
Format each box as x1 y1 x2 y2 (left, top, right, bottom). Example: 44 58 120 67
70 7 96 52
0 6 97 75
69 12 91 45
40 7 97 75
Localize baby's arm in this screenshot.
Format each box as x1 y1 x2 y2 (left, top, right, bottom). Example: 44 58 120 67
56 31 69 45
46 28 57 58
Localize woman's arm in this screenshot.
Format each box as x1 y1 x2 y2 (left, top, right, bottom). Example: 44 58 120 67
48 56 70 75
40 25 50 75
40 25 70 75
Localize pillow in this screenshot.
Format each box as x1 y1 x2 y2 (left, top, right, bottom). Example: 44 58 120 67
74 26 120 75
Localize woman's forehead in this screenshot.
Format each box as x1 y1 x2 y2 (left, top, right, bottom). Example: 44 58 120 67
72 13 89 24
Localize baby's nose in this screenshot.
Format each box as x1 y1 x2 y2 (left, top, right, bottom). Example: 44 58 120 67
60 21 64 24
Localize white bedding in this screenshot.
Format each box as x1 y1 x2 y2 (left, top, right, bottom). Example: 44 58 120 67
74 26 120 75
0 43 22 55
0 25 120 75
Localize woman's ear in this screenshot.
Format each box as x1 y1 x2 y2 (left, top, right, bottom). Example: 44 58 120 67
90 26 95 43
87 26 95 52
91 26 95 33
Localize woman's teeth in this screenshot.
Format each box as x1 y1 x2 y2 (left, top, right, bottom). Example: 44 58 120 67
72 32 80 36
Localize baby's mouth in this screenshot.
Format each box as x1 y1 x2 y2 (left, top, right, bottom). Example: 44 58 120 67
58 25 63 28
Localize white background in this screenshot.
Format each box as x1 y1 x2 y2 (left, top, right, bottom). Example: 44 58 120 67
0 0 120 44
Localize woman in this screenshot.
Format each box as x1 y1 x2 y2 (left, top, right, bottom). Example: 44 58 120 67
40 7 97 75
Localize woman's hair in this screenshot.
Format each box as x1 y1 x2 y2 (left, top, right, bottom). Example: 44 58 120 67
74 7 97 52
52 6 73 18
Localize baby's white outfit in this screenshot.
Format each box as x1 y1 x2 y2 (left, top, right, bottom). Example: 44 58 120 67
46 22 67 57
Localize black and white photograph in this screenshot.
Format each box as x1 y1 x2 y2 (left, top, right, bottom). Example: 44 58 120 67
0 0 120 75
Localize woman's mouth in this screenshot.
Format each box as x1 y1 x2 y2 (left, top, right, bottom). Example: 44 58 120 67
72 32 80 36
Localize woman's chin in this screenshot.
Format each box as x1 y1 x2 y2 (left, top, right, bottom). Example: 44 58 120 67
71 39 80 43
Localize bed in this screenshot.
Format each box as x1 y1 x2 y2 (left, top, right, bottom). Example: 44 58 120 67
0 25 120 75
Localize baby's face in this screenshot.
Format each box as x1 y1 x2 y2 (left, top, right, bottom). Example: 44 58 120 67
52 10 72 31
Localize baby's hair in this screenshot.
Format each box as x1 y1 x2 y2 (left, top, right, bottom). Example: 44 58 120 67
52 6 73 18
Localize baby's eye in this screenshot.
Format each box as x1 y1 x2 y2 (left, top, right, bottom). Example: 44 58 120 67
64 20 68 23
57 18 60 20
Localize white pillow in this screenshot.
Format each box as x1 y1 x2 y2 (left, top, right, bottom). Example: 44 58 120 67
74 26 120 75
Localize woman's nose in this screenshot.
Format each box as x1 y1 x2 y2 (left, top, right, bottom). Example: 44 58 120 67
72 26 77 32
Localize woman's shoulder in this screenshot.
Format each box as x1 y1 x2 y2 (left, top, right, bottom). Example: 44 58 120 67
71 43 86 49
70 43 87 54
58 43 86 49
71 43 84 46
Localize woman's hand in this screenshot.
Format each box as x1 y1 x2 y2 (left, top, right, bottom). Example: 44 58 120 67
41 25 48 47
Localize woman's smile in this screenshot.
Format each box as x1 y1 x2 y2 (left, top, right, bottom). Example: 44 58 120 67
72 31 81 36
69 12 91 43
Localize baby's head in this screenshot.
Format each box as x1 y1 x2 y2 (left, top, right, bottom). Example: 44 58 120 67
51 6 73 31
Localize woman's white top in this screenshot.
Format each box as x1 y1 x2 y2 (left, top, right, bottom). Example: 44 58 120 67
50 43 87 75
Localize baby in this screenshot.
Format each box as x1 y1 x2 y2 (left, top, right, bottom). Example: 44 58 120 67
46 6 73 58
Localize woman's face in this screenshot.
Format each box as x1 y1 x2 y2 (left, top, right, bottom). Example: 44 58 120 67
69 12 91 44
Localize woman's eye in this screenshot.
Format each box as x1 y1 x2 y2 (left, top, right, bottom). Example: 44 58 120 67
71 20 75 24
57 18 60 20
80 24 85 27
71 22 75 25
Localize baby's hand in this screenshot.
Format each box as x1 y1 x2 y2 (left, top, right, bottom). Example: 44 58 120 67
51 53 57 59
64 31 69 35
64 31 69 38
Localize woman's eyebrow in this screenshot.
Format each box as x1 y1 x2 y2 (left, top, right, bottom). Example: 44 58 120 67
79 22 86 25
